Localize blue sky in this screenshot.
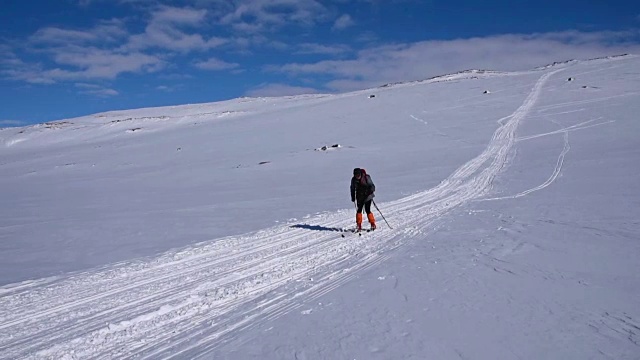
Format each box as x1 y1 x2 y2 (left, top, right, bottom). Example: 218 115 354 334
1 0 639 126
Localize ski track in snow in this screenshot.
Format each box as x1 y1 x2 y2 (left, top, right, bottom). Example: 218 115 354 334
0 70 560 359
483 116 615 202
483 118 572 202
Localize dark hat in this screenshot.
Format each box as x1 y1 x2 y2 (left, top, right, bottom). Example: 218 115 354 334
353 168 362 176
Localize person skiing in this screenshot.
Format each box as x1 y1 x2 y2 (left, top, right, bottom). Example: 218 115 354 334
350 168 376 231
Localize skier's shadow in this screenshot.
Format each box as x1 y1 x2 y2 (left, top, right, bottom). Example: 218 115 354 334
290 224 346 232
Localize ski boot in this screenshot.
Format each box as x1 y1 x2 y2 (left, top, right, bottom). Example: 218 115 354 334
368 213 376 231
356 213 363 232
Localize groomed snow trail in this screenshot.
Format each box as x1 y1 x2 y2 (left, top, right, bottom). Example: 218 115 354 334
0 71 558 359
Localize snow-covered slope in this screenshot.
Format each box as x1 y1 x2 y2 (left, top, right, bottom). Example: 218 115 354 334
0 55 639 359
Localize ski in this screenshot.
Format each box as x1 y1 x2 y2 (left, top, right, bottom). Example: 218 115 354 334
341 228 376 237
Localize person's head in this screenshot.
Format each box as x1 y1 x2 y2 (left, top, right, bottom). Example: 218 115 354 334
353 168 362 179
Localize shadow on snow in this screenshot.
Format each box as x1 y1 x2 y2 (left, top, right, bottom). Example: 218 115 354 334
289 224 350 232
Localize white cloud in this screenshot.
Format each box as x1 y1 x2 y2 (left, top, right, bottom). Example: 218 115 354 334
127 6 227 52
2 14 168 84
5 47 164 84
4 2 338 86
245 83 321 97
194 57 239 70
3 8 215 84
1 7 190 86
55 47 163 75
332 14 354 30
271 30 640 91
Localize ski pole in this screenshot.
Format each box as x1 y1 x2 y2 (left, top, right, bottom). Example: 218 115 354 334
372 200 392 229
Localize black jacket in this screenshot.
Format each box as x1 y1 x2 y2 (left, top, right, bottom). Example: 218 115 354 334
351 173 375 203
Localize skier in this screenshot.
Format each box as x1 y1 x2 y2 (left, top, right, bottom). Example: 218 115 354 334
350 168 376 231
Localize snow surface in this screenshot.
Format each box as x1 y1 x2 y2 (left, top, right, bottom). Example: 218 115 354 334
1 55 639 359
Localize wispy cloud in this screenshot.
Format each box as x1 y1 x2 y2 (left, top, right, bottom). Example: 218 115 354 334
56 47 164 77
245 83 321 97
194 57 239 70
156 85 182 92
271 30 640 91
219 0 331 32
0 45 23 66
30 19 128 45
229 35 289 52
0 119 26 127
296 43 351 55
31 28 98 44
354 31 378 43
332 14 354 30
75 83 119 96
159 73 193 80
